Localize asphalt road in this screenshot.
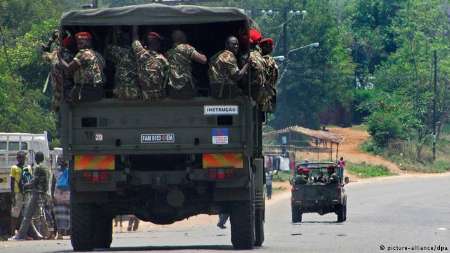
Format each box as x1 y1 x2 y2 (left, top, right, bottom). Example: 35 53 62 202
1 174 449 253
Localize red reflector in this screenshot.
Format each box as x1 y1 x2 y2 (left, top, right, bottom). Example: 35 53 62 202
82 171 110 183
216 169 225 180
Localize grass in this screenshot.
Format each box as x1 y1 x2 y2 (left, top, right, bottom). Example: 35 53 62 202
272 171 291 182
347 162 395 178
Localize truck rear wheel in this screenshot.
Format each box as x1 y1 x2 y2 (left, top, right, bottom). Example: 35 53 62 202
337 204 347 222
230 200 255 249
254 207 264 247
291 205 302 223
71 203 95 251
93 213 113 249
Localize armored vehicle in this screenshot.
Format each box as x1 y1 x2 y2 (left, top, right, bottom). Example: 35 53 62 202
59 4 266 251
291 162 348 223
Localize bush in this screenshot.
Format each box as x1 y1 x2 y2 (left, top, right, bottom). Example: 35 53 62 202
347 162 395 177
367 111 404 148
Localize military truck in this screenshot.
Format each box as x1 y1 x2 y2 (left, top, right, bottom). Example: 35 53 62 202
291 162 348 223
59 4 266 251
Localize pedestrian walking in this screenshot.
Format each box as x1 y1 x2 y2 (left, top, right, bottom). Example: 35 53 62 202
12 152 49 240
127 215 139 231
51 158 70 239
266 171 273 200
217 213 229 229
9 151 32 236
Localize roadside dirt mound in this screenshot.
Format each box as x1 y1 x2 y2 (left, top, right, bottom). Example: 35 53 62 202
328 127 404 175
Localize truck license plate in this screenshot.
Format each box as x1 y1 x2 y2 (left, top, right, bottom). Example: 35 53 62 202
141 133 175 144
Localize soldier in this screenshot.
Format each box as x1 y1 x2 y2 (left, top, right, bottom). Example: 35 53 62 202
132 26 169 101
58 31 106 100
167 30 207 98
244 29 267 105
41 30 75 111
105 27 139 100
259 38 278 112
209 36 249 98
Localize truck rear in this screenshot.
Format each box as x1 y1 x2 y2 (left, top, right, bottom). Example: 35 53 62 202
59 4 265 251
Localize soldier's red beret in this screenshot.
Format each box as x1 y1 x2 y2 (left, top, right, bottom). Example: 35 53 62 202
147 32 162 40
260 38 274 47
75 32 92 40
249 28 262 44
63 36 75 48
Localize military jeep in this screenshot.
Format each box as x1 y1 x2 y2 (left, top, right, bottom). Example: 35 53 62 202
291 162 348 223
59 4 266 251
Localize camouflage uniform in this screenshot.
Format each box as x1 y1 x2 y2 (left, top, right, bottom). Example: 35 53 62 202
167 43 198 97
208 50 242 98
73 48 106 88
248 49 267 105
262 55 279 111
132 40 169 101
42 47 74 111
105 45 139 100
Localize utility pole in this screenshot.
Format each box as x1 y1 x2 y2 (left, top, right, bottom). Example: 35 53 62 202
432 50 437 161
282 6 289 58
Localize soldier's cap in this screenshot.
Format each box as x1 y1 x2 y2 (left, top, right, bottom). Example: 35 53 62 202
63 36 75 48
260 38 274 47
249 28 262 44
147 32 162 40
75 32 93 40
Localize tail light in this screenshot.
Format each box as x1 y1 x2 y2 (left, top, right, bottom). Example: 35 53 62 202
82 171 110 183
208 168 234 180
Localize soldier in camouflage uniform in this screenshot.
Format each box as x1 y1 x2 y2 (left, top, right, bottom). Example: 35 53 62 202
246 29 267 106
132 27 169 101
259 38 278 112
59 32 106 100
209 36 249 99
167 30 207 98
41 30 75 111
105 27 139 100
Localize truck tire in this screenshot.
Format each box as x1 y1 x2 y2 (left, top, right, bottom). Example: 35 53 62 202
291 205 302 223
93 213 113 249
254 207 264 247
71 203 95 251
230 200 255 250
337 204 346 223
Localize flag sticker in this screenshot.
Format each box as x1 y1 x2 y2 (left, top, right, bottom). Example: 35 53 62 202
212 128 229 145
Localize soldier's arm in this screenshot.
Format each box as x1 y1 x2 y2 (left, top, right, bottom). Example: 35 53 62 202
59 52 81 73
231 62 249 82
191 51 207 64
188 45 206 64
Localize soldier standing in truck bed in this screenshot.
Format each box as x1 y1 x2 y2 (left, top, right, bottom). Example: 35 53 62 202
247 29 267 106
105 27 139 100
167 30 207 98
259 38 278 112
58 31 106 99
41 30 75 110
209 36 249 99
132 27 169 101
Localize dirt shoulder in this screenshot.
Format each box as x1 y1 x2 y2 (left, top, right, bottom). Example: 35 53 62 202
328 127 412 181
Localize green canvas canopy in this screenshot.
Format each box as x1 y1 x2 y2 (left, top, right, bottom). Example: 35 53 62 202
60 4 249 26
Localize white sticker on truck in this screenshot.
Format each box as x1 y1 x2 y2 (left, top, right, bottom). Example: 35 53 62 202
204 105 239 115
141 133 175 144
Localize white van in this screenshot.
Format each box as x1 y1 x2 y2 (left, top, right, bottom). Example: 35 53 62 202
0 132 50 193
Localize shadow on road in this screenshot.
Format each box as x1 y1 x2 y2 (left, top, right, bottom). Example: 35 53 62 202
293 221 344 225
50 245 235 252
